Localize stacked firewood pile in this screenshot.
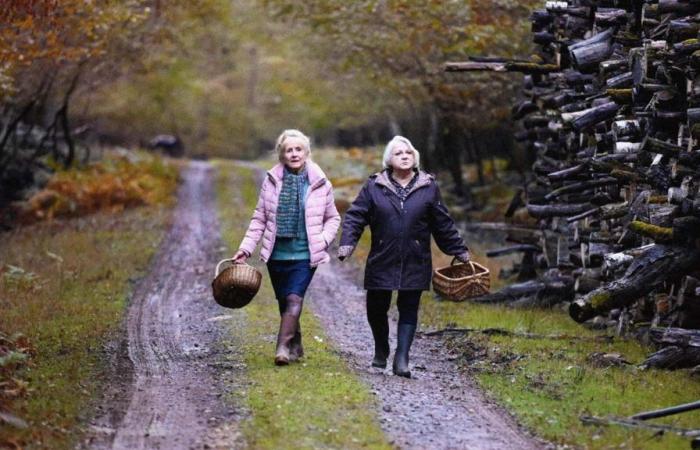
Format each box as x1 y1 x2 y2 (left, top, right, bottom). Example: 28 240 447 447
446 0 700 369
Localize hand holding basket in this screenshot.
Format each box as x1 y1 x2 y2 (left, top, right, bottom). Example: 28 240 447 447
432 258 490 301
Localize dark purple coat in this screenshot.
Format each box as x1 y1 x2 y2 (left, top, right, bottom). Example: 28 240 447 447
340 170 468 290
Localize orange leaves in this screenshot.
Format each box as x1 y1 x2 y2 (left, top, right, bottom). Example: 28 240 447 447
0 0 149 85
14 152 178 225
0 0 58 21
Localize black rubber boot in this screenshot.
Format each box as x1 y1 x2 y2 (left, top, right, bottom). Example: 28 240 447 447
392 324 416 378
368 316 390 368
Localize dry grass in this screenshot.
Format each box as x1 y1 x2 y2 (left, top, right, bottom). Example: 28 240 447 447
10 150 178 225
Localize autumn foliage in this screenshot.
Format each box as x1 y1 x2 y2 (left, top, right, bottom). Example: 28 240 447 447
0 0 148 81
8 151 179 225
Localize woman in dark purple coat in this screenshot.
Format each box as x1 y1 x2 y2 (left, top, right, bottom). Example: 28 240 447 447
338 136 470 378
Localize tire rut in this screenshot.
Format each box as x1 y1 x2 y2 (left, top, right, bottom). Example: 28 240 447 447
307 261 549 450
85 161 245 450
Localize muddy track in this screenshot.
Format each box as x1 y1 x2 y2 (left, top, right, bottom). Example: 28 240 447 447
85 160 546 450
85 161 244 450
307 261 548 450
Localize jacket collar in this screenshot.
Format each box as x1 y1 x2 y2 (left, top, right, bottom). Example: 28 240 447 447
374 169 433 197
267 160 327 188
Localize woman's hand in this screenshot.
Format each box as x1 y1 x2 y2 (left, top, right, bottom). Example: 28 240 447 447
337 245 354 262
456 250 471 263
232 249 249 264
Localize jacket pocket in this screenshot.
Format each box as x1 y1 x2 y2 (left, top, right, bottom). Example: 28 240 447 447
367 238 393 265
409 238 429 263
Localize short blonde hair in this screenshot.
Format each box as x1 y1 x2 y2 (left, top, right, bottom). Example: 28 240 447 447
275 129 311 162
382 135 420 169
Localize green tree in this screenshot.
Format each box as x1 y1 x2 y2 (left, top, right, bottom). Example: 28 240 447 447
262 0 538 194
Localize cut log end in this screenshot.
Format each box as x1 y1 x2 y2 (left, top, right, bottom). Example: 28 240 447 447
569 298 596 323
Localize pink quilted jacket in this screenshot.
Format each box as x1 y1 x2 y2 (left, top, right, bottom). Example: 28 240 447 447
238 161 341 267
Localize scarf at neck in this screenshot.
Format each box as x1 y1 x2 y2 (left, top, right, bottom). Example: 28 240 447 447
276 165 308 238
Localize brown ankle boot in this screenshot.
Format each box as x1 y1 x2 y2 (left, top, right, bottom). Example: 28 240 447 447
274 314 298 366
289 327 304 361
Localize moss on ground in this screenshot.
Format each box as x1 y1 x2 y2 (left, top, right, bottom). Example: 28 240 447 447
213 160 390 449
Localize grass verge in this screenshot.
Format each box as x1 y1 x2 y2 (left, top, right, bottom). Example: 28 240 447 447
0 207 173 449
0 153 178 449
213 159 390 449
419 293 700 449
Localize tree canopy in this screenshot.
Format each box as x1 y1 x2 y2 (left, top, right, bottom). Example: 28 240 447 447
0 0 538 162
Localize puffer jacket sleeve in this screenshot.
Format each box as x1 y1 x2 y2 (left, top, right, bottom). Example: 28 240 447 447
339 180 372 251
321 182 341 247
238 179 268 256
428 183 468 256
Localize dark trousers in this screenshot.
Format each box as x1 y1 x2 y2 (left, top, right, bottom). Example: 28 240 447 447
366 289 422 326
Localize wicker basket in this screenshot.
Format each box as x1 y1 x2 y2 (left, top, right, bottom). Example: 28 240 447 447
212 259 262 309
432 259 490 301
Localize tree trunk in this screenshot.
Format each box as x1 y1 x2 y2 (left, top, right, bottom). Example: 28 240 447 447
572 102 620 132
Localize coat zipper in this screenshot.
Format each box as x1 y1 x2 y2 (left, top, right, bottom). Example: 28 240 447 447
398 200 405 288
303 178 326 256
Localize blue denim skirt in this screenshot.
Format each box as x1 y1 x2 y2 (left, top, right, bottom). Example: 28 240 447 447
267 259 317 300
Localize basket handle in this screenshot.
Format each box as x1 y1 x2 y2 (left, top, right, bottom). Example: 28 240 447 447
215 258 236 277
451 257 476 272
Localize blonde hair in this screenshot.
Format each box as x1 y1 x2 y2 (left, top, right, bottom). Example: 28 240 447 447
275 129 311 162
382 135 420 169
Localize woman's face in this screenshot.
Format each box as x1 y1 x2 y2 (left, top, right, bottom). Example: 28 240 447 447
389 142 415 171
282 137 308 171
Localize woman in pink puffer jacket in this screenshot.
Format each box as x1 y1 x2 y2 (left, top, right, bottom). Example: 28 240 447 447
232 129 340 365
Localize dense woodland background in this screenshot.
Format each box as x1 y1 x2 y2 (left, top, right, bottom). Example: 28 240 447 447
0 0 538 210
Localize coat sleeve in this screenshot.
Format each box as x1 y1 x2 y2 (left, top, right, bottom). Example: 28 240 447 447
339 180 372 253
321 182 341 247
238 179 268 256
428 183 468 256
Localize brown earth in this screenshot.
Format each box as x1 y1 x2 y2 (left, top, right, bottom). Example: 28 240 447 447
83 161 246 450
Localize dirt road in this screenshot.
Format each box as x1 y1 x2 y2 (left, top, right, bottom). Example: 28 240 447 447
86 160 545 450
85 161 244 450
307 261 547 450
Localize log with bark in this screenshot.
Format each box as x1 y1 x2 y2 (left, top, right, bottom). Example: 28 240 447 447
570 245 700 322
